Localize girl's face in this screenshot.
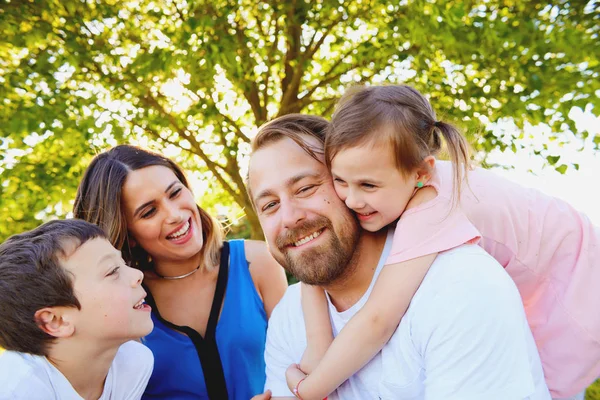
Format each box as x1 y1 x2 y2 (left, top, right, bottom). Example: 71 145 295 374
121 165 204 265
331 144 419 232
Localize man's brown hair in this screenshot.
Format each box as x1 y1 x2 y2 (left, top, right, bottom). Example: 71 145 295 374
248 114 330 205
0 219 105 356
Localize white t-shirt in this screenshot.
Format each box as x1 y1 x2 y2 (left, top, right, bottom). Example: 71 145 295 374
0 340 153 400
264 230 551 399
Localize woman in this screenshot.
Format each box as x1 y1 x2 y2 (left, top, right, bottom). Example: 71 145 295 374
74 144 288 399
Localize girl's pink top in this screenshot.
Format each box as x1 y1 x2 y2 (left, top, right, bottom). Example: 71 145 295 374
387 161 600 398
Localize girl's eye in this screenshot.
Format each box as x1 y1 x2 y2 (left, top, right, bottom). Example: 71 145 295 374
361 183 376 189
107 266 120 277
333 178 346 185
141 208 156 219
169 188 182 198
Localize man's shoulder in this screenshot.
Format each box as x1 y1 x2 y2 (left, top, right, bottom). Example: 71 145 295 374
271 282 302 317
0 350 53 398
423 244 513 291
407 244 521 320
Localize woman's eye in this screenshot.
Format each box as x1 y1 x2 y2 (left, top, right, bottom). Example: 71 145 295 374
141 208 156 219
107 266 120 277
169 188 182 198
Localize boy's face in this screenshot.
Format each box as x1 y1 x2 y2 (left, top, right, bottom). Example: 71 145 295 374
61 237 153 343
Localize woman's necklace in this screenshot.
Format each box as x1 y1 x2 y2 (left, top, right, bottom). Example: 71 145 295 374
154 265 201 280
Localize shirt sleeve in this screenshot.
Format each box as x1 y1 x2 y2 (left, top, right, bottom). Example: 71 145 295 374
263 292 301 397
113 340 154 400
385 196 480 265
413 250 546 400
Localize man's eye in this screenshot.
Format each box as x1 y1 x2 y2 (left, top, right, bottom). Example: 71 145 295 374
262 201 277 212
298 185 316 194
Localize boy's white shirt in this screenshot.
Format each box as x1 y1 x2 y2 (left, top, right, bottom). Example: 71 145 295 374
264 229 551 399
0 340 153 400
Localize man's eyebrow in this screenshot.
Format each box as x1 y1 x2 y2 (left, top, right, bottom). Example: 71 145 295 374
133 180 178 217
253 172 322 204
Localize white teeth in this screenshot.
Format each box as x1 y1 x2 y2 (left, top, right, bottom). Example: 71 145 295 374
167 221 190 239
293 230 322 247
134 300 145 309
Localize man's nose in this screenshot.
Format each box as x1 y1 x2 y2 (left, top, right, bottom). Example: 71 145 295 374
280 200 307 228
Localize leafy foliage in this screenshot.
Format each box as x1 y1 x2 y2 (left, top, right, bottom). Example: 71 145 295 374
0 0 598 240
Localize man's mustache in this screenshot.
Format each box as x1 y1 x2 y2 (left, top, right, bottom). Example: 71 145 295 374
275 217 331 249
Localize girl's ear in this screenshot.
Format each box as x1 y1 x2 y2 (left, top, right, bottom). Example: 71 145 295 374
416 156 436 182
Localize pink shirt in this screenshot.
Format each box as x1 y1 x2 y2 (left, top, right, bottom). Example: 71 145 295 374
387 160 600 398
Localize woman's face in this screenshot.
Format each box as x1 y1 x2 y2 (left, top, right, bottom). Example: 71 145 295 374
121 165 204 265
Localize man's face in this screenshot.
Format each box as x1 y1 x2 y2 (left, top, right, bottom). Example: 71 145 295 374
248 136 360 285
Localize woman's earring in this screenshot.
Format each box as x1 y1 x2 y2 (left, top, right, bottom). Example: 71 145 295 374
416 181 424 188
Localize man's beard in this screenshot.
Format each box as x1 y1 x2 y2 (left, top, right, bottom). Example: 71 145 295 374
274 214 360 286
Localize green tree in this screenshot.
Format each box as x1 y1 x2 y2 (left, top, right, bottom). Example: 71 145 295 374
1 0 598 240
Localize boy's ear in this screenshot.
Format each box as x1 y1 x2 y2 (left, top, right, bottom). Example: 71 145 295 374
34 307 76 338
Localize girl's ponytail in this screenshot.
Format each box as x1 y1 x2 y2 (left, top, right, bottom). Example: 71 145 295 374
432 120 470 202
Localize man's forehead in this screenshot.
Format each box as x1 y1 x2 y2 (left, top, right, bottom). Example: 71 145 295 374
249 138 327 196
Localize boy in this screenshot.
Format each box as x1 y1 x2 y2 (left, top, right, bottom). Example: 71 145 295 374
0 219 154 399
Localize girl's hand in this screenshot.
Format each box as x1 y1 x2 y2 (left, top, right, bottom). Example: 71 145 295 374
285 363 308 395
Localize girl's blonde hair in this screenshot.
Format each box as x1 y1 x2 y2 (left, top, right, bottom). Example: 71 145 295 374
73 144 223 271
327 85 470 199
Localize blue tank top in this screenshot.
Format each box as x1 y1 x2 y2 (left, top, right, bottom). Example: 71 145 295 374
142 240 268 399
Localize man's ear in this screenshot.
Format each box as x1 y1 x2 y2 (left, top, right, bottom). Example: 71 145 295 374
34 307 76 338
416 156 436 182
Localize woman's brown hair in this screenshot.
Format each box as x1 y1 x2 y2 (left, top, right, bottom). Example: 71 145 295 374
73 145 223 271
327 85 470 199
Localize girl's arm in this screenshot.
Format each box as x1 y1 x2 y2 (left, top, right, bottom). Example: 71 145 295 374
299 283 333 373
287 254 436 400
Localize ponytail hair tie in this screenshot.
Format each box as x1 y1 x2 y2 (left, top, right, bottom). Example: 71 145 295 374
434 120 442 128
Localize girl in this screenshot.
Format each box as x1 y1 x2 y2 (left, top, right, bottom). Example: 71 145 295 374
286 85 599 400
74 145 288 399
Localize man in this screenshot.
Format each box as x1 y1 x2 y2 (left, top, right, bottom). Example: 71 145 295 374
247 114 550 399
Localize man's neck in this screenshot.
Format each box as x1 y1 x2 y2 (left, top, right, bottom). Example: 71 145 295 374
47 339 121 400
323 228 388 312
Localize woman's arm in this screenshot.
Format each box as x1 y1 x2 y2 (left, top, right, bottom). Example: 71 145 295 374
246 240 288 318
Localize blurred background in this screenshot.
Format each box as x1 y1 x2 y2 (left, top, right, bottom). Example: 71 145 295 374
0 0 599 395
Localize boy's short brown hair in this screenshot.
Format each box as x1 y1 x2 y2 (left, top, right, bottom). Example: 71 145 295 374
0 219 106 356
